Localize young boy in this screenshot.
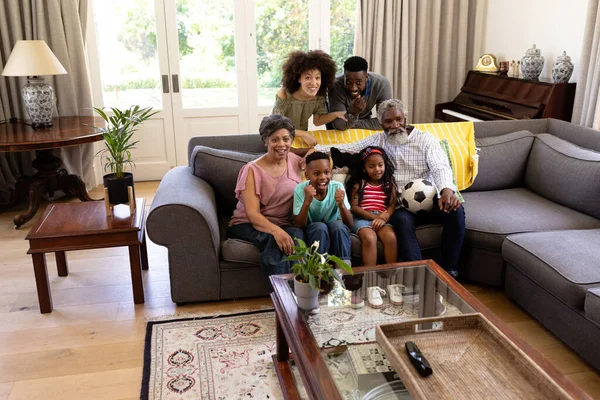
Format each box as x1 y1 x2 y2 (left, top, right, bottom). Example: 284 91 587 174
294 152 353 265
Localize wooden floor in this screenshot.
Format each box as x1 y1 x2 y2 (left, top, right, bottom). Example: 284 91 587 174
0 181 598 399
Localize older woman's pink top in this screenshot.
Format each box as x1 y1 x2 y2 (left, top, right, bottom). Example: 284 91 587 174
230 153 303 227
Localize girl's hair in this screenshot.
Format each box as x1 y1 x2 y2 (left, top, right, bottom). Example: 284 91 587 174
281 50 337 96
345 146 397 206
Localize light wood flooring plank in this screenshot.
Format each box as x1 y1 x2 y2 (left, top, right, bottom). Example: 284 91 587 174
0 341 144 382
10 280 171 311
0 383 13 400
0 319 146 356
0 302 119 333
567 371 600 400
7 367 142 400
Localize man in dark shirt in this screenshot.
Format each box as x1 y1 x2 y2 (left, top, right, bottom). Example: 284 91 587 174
328 56 392 130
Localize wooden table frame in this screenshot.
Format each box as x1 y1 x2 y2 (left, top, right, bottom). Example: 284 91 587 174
25 198 148 313
269 260 592 400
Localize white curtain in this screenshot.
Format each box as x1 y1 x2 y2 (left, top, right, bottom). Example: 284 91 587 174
354 0 483 123
0 0 94 205
572 0 600 129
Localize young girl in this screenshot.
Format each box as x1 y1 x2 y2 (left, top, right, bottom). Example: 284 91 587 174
272 50 346 146
346 146 398 266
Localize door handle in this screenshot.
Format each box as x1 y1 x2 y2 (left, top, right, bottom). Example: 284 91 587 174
162 75 170 93
172 74 180 93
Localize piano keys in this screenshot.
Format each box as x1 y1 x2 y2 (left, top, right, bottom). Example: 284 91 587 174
435 70 576 122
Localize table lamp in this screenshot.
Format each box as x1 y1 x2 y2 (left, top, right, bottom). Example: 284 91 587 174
1 40 67 128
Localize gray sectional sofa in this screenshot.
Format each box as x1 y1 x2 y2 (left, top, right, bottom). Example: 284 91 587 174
146 118 600 370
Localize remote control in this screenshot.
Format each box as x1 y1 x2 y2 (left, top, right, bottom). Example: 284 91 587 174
405 341 433 377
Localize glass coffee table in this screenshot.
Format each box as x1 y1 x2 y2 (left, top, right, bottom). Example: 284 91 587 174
269 260 588 400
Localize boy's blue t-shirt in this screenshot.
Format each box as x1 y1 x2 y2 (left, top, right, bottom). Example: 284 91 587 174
293 180 351 223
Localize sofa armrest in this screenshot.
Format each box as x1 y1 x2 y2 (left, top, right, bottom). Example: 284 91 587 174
146 166 221 302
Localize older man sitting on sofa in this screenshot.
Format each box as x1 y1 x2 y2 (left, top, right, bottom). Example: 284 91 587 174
313 99 465 278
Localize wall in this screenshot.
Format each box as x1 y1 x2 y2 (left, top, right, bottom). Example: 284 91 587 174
482 0 589 82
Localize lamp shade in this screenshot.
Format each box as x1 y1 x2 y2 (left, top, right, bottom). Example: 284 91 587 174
1 40 67 77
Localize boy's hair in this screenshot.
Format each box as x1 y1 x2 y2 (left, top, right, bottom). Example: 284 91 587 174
281 50 337 96
305 151 330 166
345 146 397 206
343 56 368 73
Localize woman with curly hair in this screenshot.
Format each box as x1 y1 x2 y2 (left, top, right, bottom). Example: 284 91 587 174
272 50 346 146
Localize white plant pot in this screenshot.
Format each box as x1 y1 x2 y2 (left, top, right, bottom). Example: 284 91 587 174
294 276 320 310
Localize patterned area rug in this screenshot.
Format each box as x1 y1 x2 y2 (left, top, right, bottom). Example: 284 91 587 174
141 297 461 399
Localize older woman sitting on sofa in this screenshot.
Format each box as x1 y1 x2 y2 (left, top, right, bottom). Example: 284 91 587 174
227 114 306 282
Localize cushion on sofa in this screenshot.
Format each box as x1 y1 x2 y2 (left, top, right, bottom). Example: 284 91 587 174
525 134 600 220
191 146 262 212
467 130 535 192
462 188 600 252
585 288 600 325
503 229 600 310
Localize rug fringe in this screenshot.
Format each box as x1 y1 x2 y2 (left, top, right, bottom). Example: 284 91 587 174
146 304 274 322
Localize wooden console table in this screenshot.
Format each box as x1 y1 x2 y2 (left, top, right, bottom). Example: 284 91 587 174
25 198 148 313
0 117 105 228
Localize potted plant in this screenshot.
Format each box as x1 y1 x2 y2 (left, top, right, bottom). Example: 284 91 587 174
286 239 353 310
93 105 158 205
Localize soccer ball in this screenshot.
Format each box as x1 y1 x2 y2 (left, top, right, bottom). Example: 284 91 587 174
401 179 436 214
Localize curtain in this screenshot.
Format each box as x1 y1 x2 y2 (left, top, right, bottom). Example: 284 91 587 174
572 0 600 129
0 0 94 205
354 0 483 123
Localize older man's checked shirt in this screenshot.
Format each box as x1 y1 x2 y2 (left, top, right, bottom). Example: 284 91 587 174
315 127 456 195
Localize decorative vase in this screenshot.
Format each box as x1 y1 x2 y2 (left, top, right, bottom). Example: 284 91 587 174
294 276 320 310
103 172 135 205
521 44 544 80
552 51 574 83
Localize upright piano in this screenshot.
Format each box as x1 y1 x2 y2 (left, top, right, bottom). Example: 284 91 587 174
435 70 576 122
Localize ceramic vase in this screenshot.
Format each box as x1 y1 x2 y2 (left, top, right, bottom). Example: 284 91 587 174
521 44 544 81
552 51 574 83
294 276 320 310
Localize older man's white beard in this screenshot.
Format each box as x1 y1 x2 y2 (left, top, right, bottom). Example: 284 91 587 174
387 128 409 146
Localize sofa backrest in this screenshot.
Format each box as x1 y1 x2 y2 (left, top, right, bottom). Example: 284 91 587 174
548 118 600 152
525 133 600 219
191 145 262 214
465 130 535 192
473 119 548 138
187 134 265 164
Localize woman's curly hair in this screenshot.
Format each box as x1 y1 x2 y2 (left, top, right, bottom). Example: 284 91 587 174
281 50 337 96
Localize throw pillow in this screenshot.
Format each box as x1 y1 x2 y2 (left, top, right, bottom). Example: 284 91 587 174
191 146 262 212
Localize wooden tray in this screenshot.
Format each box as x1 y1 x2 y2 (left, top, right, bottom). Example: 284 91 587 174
376 313 573 400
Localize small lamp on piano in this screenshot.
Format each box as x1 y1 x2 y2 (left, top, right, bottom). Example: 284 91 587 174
475 53 499 73
1 40 67 128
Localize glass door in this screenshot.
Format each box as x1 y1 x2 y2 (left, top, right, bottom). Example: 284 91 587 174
89 0 177 181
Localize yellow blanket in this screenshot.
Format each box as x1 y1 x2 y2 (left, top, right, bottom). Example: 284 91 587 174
293 122 478 190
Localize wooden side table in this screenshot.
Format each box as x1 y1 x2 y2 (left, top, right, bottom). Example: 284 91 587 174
0 117 106 228
25 198 148 313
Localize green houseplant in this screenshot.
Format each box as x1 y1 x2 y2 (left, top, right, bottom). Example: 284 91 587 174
286 238 353 310
93 105 157 204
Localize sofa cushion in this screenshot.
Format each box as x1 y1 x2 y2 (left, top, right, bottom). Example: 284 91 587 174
462 188 600 252
585 288 600 325
503 229 600 310
467 130 535 192
525 134 600 220
191 146 262 213
221 238 260 266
